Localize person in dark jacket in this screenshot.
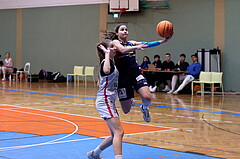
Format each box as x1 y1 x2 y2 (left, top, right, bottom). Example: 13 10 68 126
161 53 175 92
152 54 163 70
148 55 163 92
175 54 189 71
150 53 175 92
162 53 175 71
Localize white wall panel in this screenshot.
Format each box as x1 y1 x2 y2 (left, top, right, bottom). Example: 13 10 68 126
0 0 108 10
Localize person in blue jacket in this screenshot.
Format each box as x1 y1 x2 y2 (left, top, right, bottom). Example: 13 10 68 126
167 53 201 94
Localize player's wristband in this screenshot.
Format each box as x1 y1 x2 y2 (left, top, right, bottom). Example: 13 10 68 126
142 41 161 48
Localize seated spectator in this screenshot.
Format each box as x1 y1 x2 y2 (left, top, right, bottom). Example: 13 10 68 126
0 52 14 81
174 54 189 71
161 53 175 92
140 56 151 69
152 54 162 70
148 55 163 92
167 53 201 94
162 53 175 71
166 54 188 93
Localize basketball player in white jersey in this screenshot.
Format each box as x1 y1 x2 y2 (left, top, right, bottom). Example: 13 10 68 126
0 52 14 81
87 39 123 159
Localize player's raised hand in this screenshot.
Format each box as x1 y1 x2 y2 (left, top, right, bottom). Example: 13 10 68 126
160 35 173 44
98 44 110 54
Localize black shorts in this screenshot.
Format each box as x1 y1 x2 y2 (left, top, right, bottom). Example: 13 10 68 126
117 70 148 101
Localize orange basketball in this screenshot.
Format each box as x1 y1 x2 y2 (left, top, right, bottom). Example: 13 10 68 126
156 20 174 38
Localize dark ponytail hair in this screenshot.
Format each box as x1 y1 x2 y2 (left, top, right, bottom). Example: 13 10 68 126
101 24 126 40
97 39 112 64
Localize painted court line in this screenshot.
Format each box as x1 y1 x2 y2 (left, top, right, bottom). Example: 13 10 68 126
0 135 97 152
1 88 240 116
0 105 176 137
154 113 235 124
0 133 222 159
1 104 175 130
151 100 226 112
0 107 79 151
0 105 227 158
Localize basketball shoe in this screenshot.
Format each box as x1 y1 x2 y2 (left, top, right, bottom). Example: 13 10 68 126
140 105 151 122
87 151 103 159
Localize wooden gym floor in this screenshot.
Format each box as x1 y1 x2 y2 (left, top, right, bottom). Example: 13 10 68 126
0 81 239 159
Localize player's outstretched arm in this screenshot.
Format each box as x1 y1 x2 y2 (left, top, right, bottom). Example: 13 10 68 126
133 35 173 48
112 40 148 54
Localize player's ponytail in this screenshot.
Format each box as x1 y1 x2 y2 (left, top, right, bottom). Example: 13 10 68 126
101 30 118 40
100 24 126 40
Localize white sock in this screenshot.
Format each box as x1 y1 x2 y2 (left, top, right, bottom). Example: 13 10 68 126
93 146 102 156
115 155 123 159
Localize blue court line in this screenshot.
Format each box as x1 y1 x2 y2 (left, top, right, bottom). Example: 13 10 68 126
0 88 96 100
1 88 240 116
0 131 222 159
150 104 240 115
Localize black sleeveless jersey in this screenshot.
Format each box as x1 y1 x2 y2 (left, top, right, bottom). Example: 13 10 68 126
115 41 140 77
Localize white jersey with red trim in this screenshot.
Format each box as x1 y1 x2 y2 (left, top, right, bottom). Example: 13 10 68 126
97 60 118 97
96 59 119 119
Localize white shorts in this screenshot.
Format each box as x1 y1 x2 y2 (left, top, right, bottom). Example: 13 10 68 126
95 95 119 119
